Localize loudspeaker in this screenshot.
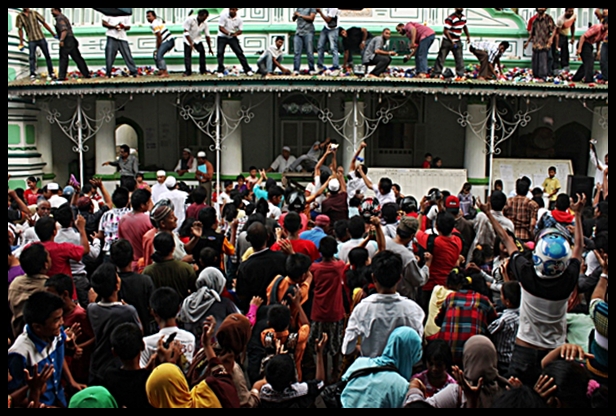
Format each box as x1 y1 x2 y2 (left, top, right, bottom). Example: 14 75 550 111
567 175 595 204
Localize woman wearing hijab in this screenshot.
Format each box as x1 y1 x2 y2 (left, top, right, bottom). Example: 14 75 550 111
341 327 423 409
406 335 509 409
69 387 118 409
180 267 240 343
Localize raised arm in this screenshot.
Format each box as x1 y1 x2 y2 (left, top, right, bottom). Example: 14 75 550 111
314 148 332 178
570 195 586 261
92 179 112 210
349 142 367 173
478 199 519 256
371 217 386 252
358 165 374 190
75 215 91 256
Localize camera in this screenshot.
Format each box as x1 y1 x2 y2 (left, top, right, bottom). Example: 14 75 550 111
330 144 339 151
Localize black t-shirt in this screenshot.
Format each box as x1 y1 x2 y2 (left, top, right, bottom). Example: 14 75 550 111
511 253 580 301
118 272 156 336
236 250 287 312
191 229 225 259
102 367 153 409
342 27 374 52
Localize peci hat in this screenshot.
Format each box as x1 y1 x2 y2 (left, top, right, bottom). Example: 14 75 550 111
47 182 60 191
164 177 177 189
282 146 291 153
328 178 341 193
183 148 192 154
197 151 207 158
156 170 167 178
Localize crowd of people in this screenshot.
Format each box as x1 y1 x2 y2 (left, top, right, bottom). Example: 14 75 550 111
16 8 608 83
7 134 609 408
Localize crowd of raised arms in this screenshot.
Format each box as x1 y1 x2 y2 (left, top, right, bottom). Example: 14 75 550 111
7 134 608 408
16 8 607 83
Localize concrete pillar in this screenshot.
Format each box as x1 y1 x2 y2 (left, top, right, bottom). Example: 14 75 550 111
465 103 489 197
95 100 118 176
342 97 366 171
220 99 244 176
588 106 608 177
37 106 54 176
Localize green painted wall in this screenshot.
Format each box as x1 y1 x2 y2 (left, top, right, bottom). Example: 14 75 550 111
8 12 13 32
25 125 36 145
8 125 21 145
8 68 16 81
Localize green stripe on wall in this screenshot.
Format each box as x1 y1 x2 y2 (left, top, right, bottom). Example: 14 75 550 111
8 125 21 145
468 178 490 186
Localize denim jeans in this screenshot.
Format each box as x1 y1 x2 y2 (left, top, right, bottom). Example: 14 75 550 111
601 42 608 81
415 34 435 74
257 52 283 75
28 39 54 76
106 37 138 76
318 27 340 69
156 39 175 71
294 33 315 72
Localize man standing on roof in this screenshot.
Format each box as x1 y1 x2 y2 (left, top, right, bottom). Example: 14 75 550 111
268 147 297 174
175 149 197 177
525 8 556 80
573 17 608 84
102 13 138 78
51 8 91 80
433 8 471 80
183 9 214 77
293 8 317 75
316 8 341 72
16 8 57 80
147 10 176 78
396 21 436 79
217 8 253 77
555 8 577 73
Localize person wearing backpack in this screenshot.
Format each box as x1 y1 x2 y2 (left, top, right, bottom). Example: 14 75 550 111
340 327 423 408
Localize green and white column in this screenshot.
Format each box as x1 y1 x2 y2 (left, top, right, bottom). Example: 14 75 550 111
8 8 48 189
465 101 489 197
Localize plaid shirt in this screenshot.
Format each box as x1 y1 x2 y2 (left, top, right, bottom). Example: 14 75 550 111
530 14 556 50
504 196 539 241
433 290 498 364
16 11 46 42
488 308 520 366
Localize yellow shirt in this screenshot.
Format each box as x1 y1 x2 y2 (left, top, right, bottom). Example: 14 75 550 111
543 177 561 202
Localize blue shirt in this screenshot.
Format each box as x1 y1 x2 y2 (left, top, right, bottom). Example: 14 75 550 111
8 326 67 407
300 227 327 249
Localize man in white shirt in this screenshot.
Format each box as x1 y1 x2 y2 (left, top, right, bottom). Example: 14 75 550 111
174 148 197 176
268 146 297 173
347 142 370 202
257 36 291 77
183 9 213 76
102 14 138 77
470 40 510 80
590 141 608 187
217 8 253 77
46 183 68 209
338 216 379 263
151 171 168 205
146 10 176 78
316 8 341 71
357 166 396 206
160 177 189 232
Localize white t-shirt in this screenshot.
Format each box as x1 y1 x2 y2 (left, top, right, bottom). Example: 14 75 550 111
264 45 284 60
347 171 369 202
151 18 174 43
140 327 196 370
218 12 243 38
48 195 68 209
270 155 297 173
372 184 396 206
338 238 378 264
103 16 131 41
322 8 340 29
218 192 232 208
268 202 282 220
183 16 209 45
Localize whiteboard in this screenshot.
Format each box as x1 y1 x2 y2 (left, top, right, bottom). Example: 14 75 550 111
368 168 468 200
491 159 574 197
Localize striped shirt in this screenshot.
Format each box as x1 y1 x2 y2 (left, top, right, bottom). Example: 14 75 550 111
471 41 503 64
444 12 467 41
488 308 520 367
16 10 46 42
151 18 174 43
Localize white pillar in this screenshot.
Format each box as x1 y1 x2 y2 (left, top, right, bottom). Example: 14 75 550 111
465 103 488 197
220 99 244 176
343 97 366 171
37 107 54 177
588 106 608 177
8 100 46 189
95 100 117 176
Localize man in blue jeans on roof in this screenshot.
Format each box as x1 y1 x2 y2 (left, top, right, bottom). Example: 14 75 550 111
317 8 341 71
293 8 317 75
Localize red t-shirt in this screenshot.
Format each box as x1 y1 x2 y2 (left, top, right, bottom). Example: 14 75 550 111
24 189 39 206
422 161 431 169
271 239 320 262
41 241 84 277
186 203 208 221
416 230 463 291
309 260 346 323
63 305 95 383
118 212 154 263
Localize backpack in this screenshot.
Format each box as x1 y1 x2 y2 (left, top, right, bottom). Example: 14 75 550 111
315 365 399 409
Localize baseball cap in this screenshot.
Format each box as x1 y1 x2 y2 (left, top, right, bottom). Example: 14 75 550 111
315 215 331 227
165 177 177 189
328 179 341 193
156 170 167 177
197 151 207 158
446 196 460 211
397 216 419 236
47 183 60 191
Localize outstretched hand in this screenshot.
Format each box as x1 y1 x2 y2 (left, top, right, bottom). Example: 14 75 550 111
476 197 491 214
570 194 586 215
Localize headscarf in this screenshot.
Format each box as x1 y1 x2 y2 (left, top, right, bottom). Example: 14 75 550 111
216 314 252 374
463 335 507 408
68 387 118 409
371 327 423 381
146 364 222 409
179 268 226 324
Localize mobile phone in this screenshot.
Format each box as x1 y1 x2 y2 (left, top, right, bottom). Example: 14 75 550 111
163 332 178 349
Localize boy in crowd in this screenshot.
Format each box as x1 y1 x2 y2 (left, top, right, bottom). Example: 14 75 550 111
88 263 141 386
141 287 196 372
258 36 291 77
488 281 521 375
45 274 95 385
543 166 561 210
98 187 131 259
358 165 396 206
272 213 320 262
104 323 153 408
343 251 425 358
9 292 85 407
